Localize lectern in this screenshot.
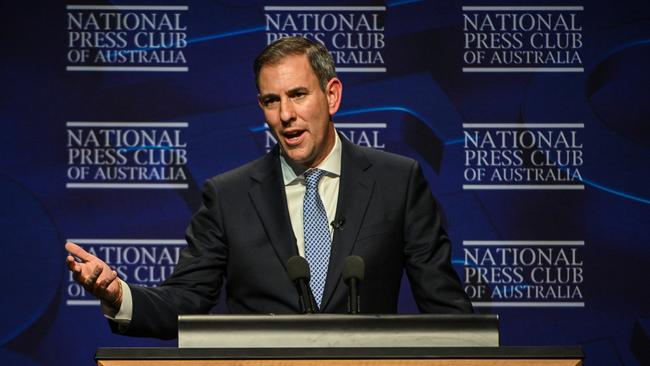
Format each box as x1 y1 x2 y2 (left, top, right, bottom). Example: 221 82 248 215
96 314 583 366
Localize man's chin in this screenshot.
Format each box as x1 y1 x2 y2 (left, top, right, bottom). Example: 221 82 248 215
287 156 312 167
283 150 314 167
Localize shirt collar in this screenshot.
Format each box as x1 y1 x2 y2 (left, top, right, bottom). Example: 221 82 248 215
281 131 342 186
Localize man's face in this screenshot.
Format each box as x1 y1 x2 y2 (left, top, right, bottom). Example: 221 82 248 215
257 54 342 168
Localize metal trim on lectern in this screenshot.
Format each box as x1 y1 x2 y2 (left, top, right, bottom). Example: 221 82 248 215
178 314 499 348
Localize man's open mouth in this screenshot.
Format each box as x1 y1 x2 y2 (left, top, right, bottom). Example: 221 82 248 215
283 130 305 145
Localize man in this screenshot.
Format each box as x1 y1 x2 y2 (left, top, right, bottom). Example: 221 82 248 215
66 37 472 340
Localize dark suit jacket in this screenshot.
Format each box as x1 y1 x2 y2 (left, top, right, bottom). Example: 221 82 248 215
116 135 472 339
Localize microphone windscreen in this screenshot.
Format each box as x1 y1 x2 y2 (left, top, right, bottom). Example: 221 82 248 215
287 255 311 281
342 255 365 281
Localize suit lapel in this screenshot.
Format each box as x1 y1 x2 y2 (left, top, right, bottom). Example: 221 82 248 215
249 148 298 272
321 135 375 310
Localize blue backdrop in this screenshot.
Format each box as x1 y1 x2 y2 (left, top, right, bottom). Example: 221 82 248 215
1 1 648 365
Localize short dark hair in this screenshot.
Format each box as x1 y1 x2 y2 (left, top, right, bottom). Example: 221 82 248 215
254 36 337 92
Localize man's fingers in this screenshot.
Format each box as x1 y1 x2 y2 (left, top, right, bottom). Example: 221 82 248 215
72 271 82 284
65 241 121 302
72 264 120 301
96 270 117 292
65 241 94 262
96 278 110 292
66 255 81 273
84 265 104 289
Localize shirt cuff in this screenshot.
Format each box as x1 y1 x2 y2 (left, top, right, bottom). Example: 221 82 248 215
102 279 133 324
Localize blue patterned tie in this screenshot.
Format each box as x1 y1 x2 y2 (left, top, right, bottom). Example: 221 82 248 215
303 169 331 309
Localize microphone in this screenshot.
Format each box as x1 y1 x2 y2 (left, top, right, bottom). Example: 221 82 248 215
331 217 345 231
287 256 317 314
342 255 365 314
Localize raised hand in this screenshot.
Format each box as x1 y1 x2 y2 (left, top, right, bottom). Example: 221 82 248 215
65 241 123 314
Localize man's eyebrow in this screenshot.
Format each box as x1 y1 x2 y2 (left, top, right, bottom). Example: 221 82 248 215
259 87 309 100
258 92 279 100
287 87 309 96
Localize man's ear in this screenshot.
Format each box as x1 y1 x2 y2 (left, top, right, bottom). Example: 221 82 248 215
325 77 343 115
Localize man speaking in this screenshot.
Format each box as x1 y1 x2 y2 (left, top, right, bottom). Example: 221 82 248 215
65 37 472 340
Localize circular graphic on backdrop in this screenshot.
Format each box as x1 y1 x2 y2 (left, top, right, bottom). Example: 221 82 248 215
0 176 61 346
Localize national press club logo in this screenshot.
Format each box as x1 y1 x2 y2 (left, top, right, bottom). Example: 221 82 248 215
462 5 584 73
463 240 585 308
65 4 189 72
264 5 386 72
462 123 585 190
66 121 189 189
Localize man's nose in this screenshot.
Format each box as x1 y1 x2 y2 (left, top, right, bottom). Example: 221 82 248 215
279 97 296 124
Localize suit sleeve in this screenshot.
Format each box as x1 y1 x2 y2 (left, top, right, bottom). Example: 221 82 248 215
402 161 473 313
110 179 228 339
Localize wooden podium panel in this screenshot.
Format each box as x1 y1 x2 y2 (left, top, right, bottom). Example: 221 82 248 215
99 360 580 366
96 347 582 366
99 360 581 366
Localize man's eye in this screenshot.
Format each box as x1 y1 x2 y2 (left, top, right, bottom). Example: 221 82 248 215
263 99 279 107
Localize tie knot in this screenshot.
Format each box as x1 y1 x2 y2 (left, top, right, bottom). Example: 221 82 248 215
304 169 325 190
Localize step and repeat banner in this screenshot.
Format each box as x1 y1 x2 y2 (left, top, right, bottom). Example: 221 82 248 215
1 1 648 365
